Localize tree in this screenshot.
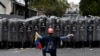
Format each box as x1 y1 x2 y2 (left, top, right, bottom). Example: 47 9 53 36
79 0 100 16
29 0 69 17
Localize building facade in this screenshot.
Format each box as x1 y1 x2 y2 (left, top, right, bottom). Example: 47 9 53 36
0 0 12 14
0 0 37 18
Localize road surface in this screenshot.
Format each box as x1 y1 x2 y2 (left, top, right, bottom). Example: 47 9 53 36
0 48 100 56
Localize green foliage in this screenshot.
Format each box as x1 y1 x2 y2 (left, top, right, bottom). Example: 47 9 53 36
79 0 100 16
29 0 69 16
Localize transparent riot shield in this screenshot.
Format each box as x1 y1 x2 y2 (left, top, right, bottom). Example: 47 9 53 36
61 20 71 48
0 19 2 48
17 20 25 48
2 18 9 48
54 19 61 36
32 20 40 47
70 21 77 48
8 19 18 48
47 17 56 29
54 19 62 48
87 19 94 48
78 18 87 48
39 17 47 36
25 21 33 48
33 19 40 34
94 18 100 47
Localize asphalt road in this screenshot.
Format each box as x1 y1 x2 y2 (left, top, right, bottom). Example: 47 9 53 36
0 48 100 56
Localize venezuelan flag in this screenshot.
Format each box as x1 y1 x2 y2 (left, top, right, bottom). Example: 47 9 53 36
34 32 42 49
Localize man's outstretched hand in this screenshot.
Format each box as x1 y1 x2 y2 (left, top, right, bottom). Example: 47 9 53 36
67 34 74 38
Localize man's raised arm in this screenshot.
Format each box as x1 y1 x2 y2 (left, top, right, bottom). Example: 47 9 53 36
60 34 74 41
35 32 43 39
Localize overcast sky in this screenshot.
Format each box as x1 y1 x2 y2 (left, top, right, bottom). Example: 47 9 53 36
16 0 80 4
68 0 80 4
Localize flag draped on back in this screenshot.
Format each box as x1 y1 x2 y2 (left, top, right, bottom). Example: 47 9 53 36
34 32 42 49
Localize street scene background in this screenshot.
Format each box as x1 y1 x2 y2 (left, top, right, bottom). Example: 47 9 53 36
0 0 100 56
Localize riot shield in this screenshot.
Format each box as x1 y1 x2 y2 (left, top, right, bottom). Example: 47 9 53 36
8 19 18 48
70 21 78 48
25 21 33 48
54 19 61 36
2 18 9 48
86 19 94 47
32 19 40 47
17 20 25 48
78 18 87 48
61 19 71 48
0 19 2 48
54 19 62 48
39 17 47 36
94 18 100 47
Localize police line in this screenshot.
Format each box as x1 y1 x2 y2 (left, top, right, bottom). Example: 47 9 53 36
0 15 100 48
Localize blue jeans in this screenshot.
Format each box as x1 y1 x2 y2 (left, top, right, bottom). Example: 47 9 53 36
42 48 57 56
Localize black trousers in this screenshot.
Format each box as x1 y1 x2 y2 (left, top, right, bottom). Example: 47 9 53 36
42 49 57 56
